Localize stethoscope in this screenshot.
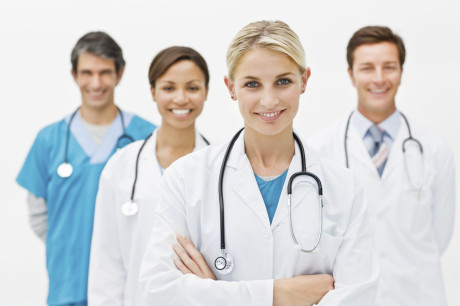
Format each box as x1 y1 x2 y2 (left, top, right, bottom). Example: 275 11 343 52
57 106 134 178
214 128 324 275
344 111 424 190
121 131 210 216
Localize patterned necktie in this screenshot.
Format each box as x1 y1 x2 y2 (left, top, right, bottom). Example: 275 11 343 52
368 125 388 176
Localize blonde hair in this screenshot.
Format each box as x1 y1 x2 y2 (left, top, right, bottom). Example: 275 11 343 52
226 20 306 79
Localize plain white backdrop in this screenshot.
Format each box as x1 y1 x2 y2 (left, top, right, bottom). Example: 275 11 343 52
1 0 459 304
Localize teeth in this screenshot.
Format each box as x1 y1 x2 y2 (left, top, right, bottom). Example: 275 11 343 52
171 109 191 115
260 111 280 118
370 89 387 93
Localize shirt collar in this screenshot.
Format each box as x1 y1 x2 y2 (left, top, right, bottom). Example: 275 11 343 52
353 109 401 140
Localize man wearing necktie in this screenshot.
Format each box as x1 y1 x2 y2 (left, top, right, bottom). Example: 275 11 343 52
309 26 455 306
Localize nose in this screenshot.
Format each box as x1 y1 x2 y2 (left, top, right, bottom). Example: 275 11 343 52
260 88 279 108
172 89 188 105
89 74 103 89
372 67 384 83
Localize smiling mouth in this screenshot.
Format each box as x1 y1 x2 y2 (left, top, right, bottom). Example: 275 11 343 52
255 109 285 120
87 89 107 98
170 109 192 115
369 88 388 94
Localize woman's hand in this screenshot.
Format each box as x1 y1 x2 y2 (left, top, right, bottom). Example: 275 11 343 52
274 274 334 306
173 235 216 280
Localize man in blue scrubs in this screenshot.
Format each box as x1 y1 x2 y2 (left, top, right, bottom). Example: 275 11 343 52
16 32 156 306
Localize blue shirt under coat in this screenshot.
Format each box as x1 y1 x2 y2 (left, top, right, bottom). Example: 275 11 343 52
254 169 289 224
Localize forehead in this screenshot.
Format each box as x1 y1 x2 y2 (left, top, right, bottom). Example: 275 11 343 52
234 48 299 79
353 42 400 65
76 52 116 71
158 60 205 82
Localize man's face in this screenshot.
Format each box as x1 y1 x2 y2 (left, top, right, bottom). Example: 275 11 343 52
348 42 402 121
72 52 123 110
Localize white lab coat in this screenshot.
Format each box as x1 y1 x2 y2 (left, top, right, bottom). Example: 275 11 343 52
309 111 456 306
139 130 379 305
88 129 209 306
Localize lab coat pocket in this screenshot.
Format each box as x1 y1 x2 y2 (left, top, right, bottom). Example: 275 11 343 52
296 231 343 275
397 184 432 233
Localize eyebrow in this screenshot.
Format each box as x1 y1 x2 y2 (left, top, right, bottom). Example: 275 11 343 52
358 61 399 66
158 79 202 84
78 68 114 73
241 72 296 80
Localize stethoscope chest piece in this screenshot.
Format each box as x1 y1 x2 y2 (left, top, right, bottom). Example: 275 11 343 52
57 162 73 178
122 200 139 216
214 252 234 275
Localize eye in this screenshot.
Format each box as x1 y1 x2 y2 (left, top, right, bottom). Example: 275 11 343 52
277 78 291 86
188 86 200 91
360 67 372 71
384 66 396 71
162 86 174 91
244 81 259 88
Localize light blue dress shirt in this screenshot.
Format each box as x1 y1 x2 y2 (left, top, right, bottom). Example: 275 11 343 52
353 110 401 156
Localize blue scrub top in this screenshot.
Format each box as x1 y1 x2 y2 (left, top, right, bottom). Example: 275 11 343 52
254 169 289 224
16 111 155 305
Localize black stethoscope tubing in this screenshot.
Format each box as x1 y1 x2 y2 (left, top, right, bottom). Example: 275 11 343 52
217 127 322 252
125 131 210 213
344 111 423 168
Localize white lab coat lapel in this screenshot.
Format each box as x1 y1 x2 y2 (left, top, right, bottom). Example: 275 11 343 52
226 131 272 233
346 116 380 179
194 129 210 150
270 138 317 229
139 130 163 198
140 128 208 196
380 115 406 180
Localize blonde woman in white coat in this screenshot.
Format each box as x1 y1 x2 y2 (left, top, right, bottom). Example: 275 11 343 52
88 46 210 306
139 21 379 306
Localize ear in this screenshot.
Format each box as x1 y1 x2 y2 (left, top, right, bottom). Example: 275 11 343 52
203 86 209 101
150 86 157 102
347 66 356 86
300 67 311 93
116 67 125 85
224 76 237 101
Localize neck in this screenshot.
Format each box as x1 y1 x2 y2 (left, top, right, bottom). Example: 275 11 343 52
357 104 396 124
157 123 196 151
244 125 294 177
155 123 196 169
79 103 118 125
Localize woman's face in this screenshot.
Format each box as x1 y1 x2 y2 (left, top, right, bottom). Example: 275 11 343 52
225 48 309 137
151 60 208 130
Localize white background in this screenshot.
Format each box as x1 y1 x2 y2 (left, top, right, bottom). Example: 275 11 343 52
1 0 459 304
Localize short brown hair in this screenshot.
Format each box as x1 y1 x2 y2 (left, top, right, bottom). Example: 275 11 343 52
71 31 125 75
346 26 406 68
148 46 209 88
